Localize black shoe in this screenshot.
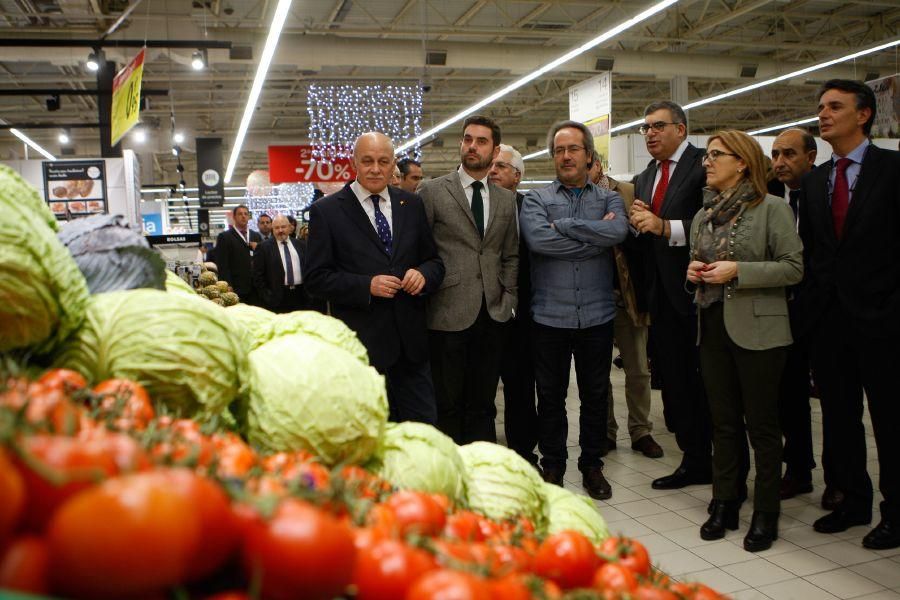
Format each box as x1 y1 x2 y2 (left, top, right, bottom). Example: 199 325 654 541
601 438 617 457
613 354 624 369
707 483 748 514
813 508 872 534
821 486 845 511
631 435 664 459
744 511 779 552
653 466 712 490
700 500 740 540
541 466 564 486
582 466 612 500
780 475 813 500
862 519 900 550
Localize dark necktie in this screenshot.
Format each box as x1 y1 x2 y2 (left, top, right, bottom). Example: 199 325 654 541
471 180 485 237
788 189 800 224
282 241 295 286
370 195 393 254
831 158 851 239
651 160 671 216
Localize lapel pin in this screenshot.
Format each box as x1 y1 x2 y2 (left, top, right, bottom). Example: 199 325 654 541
400 200 406 206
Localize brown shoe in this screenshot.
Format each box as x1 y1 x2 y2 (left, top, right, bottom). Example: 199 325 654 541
582 466 612 500
821 486 844 511
631 435 664 459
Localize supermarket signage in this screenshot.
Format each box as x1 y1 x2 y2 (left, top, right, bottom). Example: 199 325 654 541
268 145 356 184
110 48 145 146
42 160 108 221
569 71 612 169
197 137 225 208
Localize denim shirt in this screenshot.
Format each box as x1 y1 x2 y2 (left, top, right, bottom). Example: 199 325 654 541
520 179 628 329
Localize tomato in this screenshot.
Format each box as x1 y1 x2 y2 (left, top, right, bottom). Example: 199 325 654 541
386 490 447 537
211 432 256 478
405 569 491 600
633 584 680 600
491 544 533 575
92 379 155 430
487 574 532 600
152 418 215 467
47 469 203 599
592 562 638 595
532 530 600 589
242 498 356 600
0 535 49 594
366 503 400 538
443 510 485 542
353 539 437 600
342 465 392 500
429 493 451 514
670 582 724 600
10 382 85 435
37 369 88 394
0 449 25 544
204 593 251 600
598 536 651 577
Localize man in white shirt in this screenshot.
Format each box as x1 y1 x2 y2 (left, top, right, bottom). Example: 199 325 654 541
214 204 262 304
252 215 314 313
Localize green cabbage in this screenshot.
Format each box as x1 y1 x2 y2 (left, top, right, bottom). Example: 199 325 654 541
459 442 548 532
165 270 197 296
0 165 89 354
226 303 277 350
370 422 467 502
53 289 248 420
543 483 610 543
269 311 369 364
247 333 387 465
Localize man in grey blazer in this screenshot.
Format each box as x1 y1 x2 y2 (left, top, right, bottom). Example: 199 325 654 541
418 115 519 444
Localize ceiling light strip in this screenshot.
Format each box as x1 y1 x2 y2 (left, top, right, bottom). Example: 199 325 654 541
394 0 681 154
9 128 57 160
748 116 818 136
224 0 292 183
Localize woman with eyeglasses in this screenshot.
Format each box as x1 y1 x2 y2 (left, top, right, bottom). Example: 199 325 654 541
687 129 803 552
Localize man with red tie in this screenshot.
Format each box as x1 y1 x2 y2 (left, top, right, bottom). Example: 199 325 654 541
800 80 900 550
628 101 713 490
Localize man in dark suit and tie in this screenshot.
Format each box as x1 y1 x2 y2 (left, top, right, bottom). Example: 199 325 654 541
252 215 315 313
628 100 713 490
214 204 262 305
305 132 445 424
800 79 900 550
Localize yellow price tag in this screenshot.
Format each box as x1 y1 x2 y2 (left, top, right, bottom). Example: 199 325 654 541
110 48 145 147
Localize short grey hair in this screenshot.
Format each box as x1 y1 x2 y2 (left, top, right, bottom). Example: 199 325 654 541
643 100 688 133
546 120 594 157
498 143 525 179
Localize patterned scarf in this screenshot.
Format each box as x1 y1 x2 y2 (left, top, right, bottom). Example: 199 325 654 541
693 178 757 308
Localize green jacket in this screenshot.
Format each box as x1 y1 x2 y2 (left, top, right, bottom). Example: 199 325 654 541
689 192 803 350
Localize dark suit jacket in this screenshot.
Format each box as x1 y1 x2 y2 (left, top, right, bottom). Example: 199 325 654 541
627 142 707 316
252 237 311 311
798 144 900 339
213 228 261 299
305 184 445 371
515 191 531 321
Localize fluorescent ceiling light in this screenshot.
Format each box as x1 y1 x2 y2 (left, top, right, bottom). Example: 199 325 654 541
10 128 57 160
748 116 818 136
224 0 293 183
394 0 681 154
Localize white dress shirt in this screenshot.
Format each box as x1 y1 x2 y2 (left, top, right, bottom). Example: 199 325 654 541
651 139 689 247
277 239 303 286
351 180 393 234
457 165 491 224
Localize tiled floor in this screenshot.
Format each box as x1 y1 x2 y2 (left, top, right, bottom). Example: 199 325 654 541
494 356 900 599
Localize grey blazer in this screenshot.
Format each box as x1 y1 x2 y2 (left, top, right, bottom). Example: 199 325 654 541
418 170 519 332
689 193 803 351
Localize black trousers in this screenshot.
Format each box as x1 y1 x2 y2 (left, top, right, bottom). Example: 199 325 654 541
500 316 539 465
429 303 505 445
699 303 786 513
533 320 613 472
810 303 900 521
778 337 817 481
274 285 315 314
385 355 438 426
650 289 712 473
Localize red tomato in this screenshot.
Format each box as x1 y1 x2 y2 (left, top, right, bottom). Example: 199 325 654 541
92 379 155 430
37 369 88 393
670 582 724 600
366 503 399 538
487 574 532 600
204 593 251 600
352 539 437 600
211 432 257 478
151 417 215 467
592 562 638 595
47 469 203 599
491 544 533 575
0 535 49 594
443 510 485 542
405 569 491 600
0 449 25 544
386 490 447 537
633 584 680 600
532 530 601 589
242 498 356 600
598 536 651 577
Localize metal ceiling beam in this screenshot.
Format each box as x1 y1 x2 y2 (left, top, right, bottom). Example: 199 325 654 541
0 39 232 49
0 88 168 96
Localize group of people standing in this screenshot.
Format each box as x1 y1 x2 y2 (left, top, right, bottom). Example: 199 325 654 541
215 77 899 555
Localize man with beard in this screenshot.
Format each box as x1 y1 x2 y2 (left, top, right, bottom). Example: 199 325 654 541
398 158 425 194
418 115 519 444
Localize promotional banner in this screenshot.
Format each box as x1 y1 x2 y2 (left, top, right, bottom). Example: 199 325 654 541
43 160 108 221
197 209 210 238
268 145 356 184
110 48 145 147
868 73 899 138
569 72 612 166
196 137 226 208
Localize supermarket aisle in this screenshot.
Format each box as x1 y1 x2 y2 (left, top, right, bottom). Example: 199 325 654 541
495 358 900 600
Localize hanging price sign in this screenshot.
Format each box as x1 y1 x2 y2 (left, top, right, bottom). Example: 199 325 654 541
110 48 145 147
268 145 356 184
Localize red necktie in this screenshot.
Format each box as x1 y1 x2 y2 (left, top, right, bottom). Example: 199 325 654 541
831 158 851 239
651 160 670 216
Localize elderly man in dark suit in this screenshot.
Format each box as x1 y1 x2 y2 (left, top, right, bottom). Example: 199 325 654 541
305 132 444 424
800 79 900 550
214 204 262 305
417 115 519 445
252 215 315 313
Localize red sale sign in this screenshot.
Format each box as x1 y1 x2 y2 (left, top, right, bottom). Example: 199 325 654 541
268 145 356 184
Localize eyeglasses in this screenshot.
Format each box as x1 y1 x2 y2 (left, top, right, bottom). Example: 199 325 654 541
638 121 680 135
552 145 586 157
492 161 520 173
701 150 740 163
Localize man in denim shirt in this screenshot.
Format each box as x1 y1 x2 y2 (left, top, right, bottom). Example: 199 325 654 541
520 121 628 499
